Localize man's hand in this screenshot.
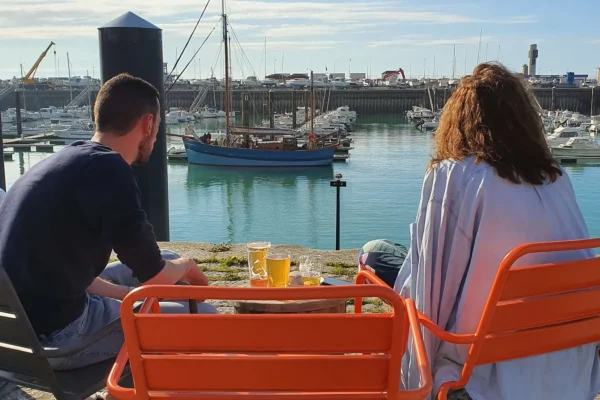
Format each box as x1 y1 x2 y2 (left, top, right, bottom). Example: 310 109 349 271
182 258 209 286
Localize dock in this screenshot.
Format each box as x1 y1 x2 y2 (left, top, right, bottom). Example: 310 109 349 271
3 133 56 145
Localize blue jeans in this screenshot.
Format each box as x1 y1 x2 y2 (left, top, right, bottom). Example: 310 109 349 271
40 250 218 370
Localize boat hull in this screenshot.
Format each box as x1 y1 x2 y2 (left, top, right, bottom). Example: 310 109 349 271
183 138 335 167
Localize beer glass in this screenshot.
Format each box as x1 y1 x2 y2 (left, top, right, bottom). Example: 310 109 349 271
266 250 291 288
247 241 271 287
300 255 323 286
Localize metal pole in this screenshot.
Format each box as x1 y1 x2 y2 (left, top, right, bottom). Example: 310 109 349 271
0 112 5 191
591 87 595 116
15 91 23 140
98 12 169 241
551 87 555 112
330 173 346 250
336 184 340 250
291 90 297 129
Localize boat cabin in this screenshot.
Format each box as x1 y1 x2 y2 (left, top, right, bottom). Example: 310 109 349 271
256 137 298 151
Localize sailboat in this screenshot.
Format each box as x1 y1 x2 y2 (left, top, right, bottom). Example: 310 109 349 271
182 0 335 167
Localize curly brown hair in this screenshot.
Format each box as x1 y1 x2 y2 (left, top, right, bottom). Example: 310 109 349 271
429 62 561 185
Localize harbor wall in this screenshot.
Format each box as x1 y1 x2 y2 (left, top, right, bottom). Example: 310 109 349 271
2 88 600 116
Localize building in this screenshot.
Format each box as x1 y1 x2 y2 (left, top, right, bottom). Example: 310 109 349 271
522 64 529 76
597 67 600 82
349 72 366 80
528 44 538 76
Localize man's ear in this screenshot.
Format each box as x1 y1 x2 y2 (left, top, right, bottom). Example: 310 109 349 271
139 113 153 136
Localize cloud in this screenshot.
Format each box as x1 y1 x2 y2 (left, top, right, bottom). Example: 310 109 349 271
240 40 348 51
368 35 495 48
0 0 535 39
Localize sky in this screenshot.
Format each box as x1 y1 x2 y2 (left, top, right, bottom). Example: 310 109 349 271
1 0 599 81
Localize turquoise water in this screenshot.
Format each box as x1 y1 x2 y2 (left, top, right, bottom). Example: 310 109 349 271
4 115 600 249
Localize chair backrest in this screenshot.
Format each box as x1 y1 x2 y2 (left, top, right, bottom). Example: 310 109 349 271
118 285 413 400
0 268 60 392
466 238 600 372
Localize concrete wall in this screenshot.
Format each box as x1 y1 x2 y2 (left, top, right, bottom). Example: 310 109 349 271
2 87 600 116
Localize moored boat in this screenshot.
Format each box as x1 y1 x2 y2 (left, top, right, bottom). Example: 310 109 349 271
182 4 335 168
183 136 335 167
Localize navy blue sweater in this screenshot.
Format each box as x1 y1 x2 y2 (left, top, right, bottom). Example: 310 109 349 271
0 141 165 335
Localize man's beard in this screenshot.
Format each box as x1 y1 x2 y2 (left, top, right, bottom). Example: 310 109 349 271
135 134 154 164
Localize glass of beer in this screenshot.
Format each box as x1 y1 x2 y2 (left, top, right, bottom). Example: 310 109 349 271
247 241 271 287
300 255 323 286
266 250 291 288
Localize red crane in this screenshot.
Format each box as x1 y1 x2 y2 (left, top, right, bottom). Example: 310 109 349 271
382 68 406 82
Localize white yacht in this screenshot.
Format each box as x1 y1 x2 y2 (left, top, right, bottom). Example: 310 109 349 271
546 126 591 146
550 137 600 162
52 119 95 140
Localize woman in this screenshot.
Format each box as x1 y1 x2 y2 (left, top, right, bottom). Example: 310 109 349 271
395 63 600 400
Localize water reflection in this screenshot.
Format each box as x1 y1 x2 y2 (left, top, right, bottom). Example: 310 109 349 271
174 165 335 246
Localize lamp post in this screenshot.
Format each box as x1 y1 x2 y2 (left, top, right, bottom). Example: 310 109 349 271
330 173 346 250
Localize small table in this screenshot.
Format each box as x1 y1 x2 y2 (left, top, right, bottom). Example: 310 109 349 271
233 297 347 314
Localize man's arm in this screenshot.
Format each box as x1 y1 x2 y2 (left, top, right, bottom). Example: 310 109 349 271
87 277 130 300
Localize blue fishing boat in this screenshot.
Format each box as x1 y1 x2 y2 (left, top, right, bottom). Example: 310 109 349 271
182 3 335 168
182 136 335 167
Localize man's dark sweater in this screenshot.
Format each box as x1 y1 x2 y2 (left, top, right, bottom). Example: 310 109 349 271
0 141 165 336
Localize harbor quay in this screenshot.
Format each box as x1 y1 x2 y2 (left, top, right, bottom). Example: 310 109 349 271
2 86 600 115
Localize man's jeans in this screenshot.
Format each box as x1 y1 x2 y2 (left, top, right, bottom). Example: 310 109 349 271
39 250 218 370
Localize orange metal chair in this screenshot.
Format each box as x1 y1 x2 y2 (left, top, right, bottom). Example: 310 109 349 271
107 285 432 400
355 239 600 399
414 238 600 399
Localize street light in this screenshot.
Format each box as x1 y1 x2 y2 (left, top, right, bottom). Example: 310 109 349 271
330 173 346 250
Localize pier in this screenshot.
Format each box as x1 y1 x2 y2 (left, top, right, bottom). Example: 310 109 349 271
2 87 600 115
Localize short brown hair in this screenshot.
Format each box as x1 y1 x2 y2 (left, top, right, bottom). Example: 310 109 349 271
94 73 159 136
430 63 561 185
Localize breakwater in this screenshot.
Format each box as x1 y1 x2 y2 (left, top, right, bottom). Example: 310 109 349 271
2 87 600 115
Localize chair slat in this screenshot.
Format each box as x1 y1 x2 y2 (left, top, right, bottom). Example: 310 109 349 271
142 354 389 392
489 287 600 333
476 316 600 366
0 314 39 349
0 347 48 381
135 314 394 354
499 258 600 301
147 392 387 400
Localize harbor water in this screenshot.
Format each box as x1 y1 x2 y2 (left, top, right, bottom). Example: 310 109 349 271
4 115 600 249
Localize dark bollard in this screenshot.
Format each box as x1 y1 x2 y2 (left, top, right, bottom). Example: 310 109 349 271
0 112 5 191
268 90 275 129
98 12 169 241
15 92 23 140
291 90 297 129
330 173 346 250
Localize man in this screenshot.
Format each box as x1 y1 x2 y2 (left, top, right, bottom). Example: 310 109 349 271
0 73 216 372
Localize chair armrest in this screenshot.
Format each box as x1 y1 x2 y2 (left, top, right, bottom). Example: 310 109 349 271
107 337 136 400
41 318 122 358
417 311 476 345
355 269 390 287
354 269 390 313
404 298 433 399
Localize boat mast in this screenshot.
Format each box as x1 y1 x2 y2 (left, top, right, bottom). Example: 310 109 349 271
310 70 314 140
222 0 230 141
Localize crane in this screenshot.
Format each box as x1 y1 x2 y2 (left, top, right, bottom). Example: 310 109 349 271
382 68 406 82
23 41 55 85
